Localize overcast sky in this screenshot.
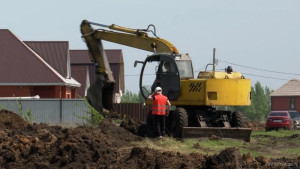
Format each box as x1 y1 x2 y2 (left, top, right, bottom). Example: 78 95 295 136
1 0 300 93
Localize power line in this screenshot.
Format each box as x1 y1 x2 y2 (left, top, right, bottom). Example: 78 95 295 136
242 72 290 81
218 59 300 76
211 69 291 81
125 67 292 81
194 60 213 72
194 65 208 72
126 72 290 81
205 68 290 81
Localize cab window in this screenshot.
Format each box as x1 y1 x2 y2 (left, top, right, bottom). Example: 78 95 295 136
175 60 194 79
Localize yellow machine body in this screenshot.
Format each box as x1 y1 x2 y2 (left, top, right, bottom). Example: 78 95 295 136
146 71 251 107
175 75 251 106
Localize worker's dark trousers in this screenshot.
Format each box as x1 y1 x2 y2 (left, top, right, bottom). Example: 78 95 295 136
153 115 165 137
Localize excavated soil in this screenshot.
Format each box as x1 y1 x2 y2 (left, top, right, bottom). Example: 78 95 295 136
120 118 147 137
245 121 266 131
0 109 299 169
0 110 28 130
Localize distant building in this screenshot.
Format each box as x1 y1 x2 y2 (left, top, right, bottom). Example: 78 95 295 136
270 79 300 112
70 49 125 103
0 29 80 98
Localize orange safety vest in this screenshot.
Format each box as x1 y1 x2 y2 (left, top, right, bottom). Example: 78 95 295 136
152 94 168 115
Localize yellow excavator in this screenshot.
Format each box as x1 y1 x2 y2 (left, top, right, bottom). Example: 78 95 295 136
80 20 252 141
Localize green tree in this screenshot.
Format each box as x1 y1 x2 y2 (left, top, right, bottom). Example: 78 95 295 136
121 90 144 103
264 86 272 114
252 82 269 121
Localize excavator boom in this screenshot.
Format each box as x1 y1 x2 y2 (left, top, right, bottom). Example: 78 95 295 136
80 20 178 114
82 20 179 54
90 30 178 53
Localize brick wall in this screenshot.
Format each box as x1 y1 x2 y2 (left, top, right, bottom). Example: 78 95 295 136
271 96 300 112
0 86 32 97
0 86 76 98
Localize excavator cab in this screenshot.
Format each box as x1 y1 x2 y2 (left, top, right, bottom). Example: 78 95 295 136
139 53 194 101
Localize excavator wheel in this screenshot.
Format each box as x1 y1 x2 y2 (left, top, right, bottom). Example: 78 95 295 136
171 107 188 138
146 111 155 138
230 111 245 127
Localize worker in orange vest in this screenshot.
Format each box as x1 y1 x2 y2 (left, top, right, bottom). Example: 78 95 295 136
147 87 171 138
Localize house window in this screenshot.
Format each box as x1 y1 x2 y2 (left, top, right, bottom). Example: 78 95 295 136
290 98 295 110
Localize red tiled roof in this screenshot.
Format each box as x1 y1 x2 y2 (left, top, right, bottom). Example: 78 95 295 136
25 41 69 78
71 66 89 97
0 29 80 87
70 50 92 64
70 49 123 64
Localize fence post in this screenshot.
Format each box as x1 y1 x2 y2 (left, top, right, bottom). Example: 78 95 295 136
19 99 23 114
60 99 63 124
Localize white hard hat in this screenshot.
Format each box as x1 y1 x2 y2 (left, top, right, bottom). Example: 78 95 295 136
155 87 162 92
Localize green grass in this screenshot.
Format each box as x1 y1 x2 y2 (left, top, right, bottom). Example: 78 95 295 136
193 139 244 154
252 129 300 137
134 130 300 158
134 137 245 155
134 138 198 154
283 147 300 156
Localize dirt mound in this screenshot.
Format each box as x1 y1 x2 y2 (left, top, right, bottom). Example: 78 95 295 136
98 118 143 143
0 109 28 129
203 148 280 169
246 121 265 131
120 118 147 137
0 117 142 169
124 147 205 168
0 110 298 169
204 147 243 169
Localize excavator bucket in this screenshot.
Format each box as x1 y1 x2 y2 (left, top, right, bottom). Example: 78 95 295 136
183 127 252 142
86 78 115 114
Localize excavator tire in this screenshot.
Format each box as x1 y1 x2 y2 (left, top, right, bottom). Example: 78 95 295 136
146 111 155 138
172 107 188 138
230 111 245 127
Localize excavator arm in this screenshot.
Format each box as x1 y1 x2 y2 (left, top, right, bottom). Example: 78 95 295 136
81 20 179 54
80 20 178 114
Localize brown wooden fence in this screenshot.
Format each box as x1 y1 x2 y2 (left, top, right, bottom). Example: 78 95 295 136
113 103 151 122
